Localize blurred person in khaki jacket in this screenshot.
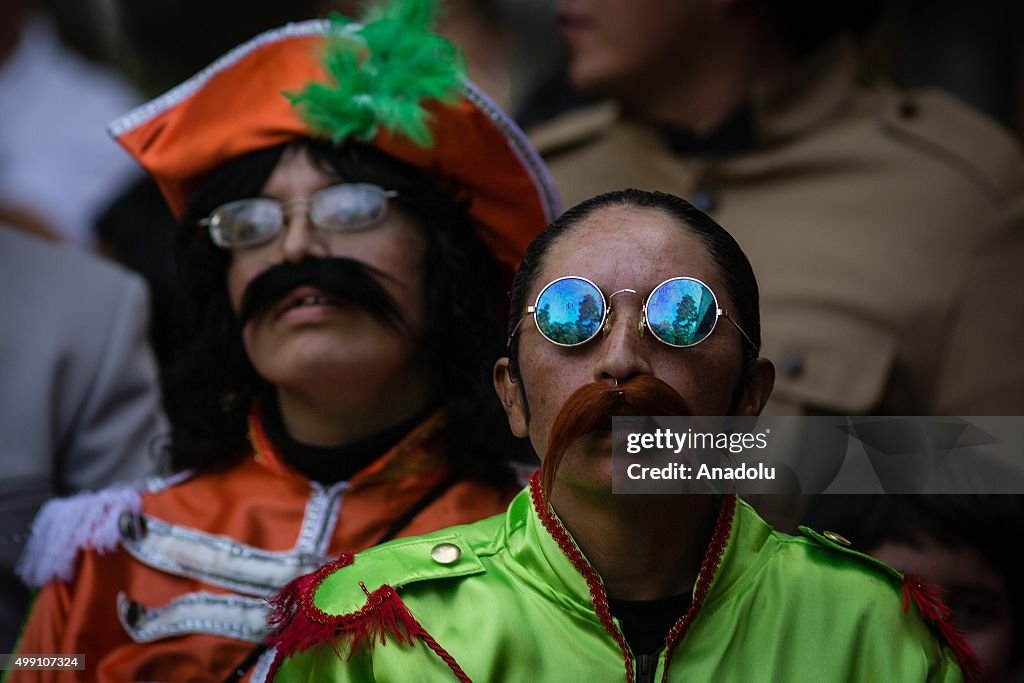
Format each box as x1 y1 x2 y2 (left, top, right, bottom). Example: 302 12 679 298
531 0 1024 420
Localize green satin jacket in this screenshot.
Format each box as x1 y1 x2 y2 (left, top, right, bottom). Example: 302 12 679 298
269 478 963 682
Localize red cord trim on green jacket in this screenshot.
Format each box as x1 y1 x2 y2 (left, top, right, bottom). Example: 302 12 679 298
660 494 736 683
264 552 471 681
531 472 636 682
417 628 473 682
902 573 983 681
530 473 738 683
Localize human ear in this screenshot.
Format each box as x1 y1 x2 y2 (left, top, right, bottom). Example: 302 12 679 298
735 357 775 417
493 357 529 437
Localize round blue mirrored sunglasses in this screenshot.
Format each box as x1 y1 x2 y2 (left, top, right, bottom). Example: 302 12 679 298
508 276 756 350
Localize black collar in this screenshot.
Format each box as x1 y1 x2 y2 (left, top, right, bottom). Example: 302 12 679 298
259 393 434 485
657 104 756 157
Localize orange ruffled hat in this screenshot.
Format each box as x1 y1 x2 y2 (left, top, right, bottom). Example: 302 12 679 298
107 13 560 276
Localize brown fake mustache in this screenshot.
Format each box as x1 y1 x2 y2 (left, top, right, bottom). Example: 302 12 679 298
541 375 691 498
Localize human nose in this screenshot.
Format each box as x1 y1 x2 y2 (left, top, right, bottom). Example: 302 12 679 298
590 303 652 387
280 201 329 263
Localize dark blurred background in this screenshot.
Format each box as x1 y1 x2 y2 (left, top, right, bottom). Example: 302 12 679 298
30 0 1024 135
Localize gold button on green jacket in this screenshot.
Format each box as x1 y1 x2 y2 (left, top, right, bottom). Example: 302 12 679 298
267 476 965 682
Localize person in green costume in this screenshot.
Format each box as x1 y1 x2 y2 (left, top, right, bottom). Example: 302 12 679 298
265 189 975 682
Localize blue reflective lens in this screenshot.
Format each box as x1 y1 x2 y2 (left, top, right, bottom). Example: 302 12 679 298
645 278 718 347
534 277 606 346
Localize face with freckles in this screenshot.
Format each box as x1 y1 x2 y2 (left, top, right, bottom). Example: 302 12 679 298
495 204 774 494
224 145 432 431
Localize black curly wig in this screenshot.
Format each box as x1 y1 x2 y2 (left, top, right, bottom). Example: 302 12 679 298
163 138 521 486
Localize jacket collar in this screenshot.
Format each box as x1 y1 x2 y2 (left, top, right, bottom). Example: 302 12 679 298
750 36 861 147
247 402 449 490
509 473 776 674
610 36 861 153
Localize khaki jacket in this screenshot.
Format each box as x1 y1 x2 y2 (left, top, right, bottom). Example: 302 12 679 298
530 40 1024 417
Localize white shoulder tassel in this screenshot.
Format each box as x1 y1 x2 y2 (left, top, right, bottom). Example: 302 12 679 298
16 484 142 587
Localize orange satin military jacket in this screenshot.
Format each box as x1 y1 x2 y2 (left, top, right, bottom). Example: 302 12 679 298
11 409 514 682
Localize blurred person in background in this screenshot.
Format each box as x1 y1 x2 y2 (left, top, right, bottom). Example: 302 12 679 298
11 1 558 680
0 0 164 655
529 0 1024 528
807 494 1024 682
0 0 139 247
531 0 1024 420
0 223 166 653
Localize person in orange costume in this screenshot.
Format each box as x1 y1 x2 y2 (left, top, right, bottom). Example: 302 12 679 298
11 2 559 681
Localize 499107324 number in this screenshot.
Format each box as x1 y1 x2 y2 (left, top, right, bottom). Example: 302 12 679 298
1 654 85 670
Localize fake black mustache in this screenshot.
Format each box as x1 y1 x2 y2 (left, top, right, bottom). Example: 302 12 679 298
237 257 408 335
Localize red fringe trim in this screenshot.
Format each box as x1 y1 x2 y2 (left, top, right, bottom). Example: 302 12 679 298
902 574 983 681
264 552 471 681
529 473 737 683
345 584 419 652
264 553 354 678
267 554 354 630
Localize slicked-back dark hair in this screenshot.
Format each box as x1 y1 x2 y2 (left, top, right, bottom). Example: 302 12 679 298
507 188 762 378
164 138 518 486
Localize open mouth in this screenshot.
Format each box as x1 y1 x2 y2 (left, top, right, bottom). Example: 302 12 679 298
273 286 343 320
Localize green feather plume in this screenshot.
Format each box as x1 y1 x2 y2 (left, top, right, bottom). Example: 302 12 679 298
290 0 466 148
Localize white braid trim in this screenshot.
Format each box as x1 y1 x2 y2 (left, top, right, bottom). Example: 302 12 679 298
16 484 142 587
